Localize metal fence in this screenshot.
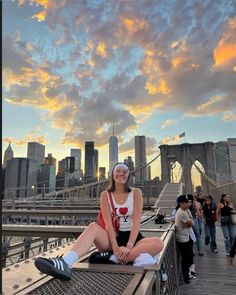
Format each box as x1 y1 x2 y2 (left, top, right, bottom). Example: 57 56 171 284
209 181 236 207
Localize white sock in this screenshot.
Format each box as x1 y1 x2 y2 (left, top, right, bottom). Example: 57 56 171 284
133 253 157 267
109 254 118 264
62 251 79 267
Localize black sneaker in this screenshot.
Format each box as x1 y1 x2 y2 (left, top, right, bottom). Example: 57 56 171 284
34 256 72 280
88 251 115 264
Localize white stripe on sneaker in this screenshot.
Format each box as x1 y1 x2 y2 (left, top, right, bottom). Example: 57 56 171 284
56 259 61 270
52 258 60 270
59 260 64 271
52 258 57 268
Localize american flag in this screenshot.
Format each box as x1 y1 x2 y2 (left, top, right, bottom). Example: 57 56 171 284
179 132 185 138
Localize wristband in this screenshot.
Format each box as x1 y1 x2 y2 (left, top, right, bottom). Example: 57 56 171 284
127 242 134 248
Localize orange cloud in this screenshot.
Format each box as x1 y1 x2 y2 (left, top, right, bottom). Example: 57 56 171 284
161 134 185 145
32 11 47 22
4 66 53 88
3 131 47 146
124 101 163 119
213 18 236 69
140 50 171 96
145 78 170 95
123 17 149 34
18 0 49 20
18 0 65 23
4 61 69 112
222 112 236 122
96 41 107 58
196 96 222 112
172 56 186 67
141 50 160 76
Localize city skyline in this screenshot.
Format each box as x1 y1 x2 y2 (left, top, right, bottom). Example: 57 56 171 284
3 0 236 178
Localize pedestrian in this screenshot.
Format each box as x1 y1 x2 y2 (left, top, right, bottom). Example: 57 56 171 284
196 191 206 207
172 199 196 277
188 194 204 256
202 195 218 253
34 162 164 280
216 193 236 256
175 195 195 284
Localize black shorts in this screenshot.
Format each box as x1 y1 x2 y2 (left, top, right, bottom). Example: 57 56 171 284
116 231 144 247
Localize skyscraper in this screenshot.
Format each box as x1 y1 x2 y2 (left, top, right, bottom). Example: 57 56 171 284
3 143 14 168
109 125 118 175
56 158 69 189
94 149 98 181
124 156 134 171
37 165 56 193
4 158 38 198
124 156 135 186
99 167 106 181
27 142 45 167
135 136 147 184
70 149 81 170
45 153 57 167
84 141 95 183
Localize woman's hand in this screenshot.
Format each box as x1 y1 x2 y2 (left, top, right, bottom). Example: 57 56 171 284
115 246 130 264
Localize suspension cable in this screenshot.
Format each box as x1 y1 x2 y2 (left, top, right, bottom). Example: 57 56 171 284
214 146 236 163
186 146 218 187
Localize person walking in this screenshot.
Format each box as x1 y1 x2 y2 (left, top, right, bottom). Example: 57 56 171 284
216 193 236 256
171 199 196 278
175 195 195 284
202 195 218 253
188 194 204 256
34 162 164 280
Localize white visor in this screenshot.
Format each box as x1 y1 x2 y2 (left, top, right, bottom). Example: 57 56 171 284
113 163 129 174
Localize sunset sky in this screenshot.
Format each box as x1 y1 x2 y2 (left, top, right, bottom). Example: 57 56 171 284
2 0 236 179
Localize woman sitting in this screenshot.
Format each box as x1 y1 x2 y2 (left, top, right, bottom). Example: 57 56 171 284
34 162 164 280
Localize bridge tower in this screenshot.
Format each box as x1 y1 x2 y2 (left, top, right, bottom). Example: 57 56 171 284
159 142 217 194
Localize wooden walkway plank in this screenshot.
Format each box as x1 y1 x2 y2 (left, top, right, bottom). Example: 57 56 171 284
178 226 236 294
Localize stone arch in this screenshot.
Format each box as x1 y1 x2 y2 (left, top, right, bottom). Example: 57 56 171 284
191 160 205 190
171 161 182 183
159 142 216 194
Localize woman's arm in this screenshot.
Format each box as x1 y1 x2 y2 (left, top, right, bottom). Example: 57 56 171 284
126 188 143 248
100 191 118 252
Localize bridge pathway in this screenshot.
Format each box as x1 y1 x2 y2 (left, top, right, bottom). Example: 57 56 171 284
178 226 236 294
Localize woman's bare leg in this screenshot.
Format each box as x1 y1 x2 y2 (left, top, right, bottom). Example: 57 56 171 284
71 222 111 257
126 237 164 261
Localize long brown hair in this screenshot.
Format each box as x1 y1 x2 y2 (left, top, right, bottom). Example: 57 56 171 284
107 162 131 193
220 193 228 204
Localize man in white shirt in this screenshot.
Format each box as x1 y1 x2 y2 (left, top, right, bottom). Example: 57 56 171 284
175 195 195 284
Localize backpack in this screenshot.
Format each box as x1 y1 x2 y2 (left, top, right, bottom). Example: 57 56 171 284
155 213 168 224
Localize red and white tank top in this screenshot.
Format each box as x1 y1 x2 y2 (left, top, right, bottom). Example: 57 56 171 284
110 189 134 231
